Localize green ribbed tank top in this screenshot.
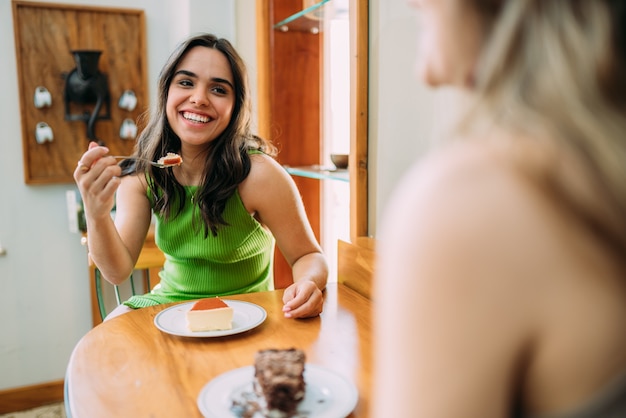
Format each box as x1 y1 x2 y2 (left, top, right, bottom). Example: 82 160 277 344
123 186 275 308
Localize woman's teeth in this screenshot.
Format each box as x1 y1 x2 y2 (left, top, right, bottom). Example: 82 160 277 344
183 112 210 123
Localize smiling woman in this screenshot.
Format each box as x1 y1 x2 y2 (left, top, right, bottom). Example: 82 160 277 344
73 33 328 323
165 47 235 148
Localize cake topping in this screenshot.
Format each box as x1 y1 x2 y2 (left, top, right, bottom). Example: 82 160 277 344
190 297 229 311
157 152 183 167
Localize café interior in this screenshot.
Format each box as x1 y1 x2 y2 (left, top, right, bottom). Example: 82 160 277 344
0 0 459 416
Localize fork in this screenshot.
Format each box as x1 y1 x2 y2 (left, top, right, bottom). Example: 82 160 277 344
110 156 171 168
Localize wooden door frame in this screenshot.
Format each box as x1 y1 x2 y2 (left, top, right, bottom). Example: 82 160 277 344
256 0 369 243
349 0 369 240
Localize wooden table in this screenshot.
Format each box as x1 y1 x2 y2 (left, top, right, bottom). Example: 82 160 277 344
65 283 372 417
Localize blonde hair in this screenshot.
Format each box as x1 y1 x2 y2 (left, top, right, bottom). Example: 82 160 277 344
460 0 626 261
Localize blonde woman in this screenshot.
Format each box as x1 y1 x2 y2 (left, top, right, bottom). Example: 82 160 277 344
374 0 626 416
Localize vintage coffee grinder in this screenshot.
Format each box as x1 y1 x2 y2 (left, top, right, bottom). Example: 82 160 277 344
64 50 110 145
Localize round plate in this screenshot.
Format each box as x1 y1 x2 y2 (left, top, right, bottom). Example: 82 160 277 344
197 364 358 418
154 300 267 337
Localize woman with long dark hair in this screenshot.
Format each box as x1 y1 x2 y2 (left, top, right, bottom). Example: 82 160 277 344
75 34 327 320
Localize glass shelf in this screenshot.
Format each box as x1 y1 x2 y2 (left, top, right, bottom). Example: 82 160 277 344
284 165 349 182
273 0 330 33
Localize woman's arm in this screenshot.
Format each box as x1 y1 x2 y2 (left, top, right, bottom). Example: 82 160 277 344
239 153 328 318
74 143 152 285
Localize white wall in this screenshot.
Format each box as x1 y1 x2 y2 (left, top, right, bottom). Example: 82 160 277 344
368 0 463 236
0 0 255 391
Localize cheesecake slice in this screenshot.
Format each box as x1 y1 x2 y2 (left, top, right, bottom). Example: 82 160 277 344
157 152 183 167
186 297 234 331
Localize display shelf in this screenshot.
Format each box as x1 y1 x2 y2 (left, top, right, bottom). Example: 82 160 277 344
284 165 349 182
273 0 330 33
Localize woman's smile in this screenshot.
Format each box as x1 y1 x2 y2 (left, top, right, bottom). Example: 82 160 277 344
181 111 211 124
166 46 235 145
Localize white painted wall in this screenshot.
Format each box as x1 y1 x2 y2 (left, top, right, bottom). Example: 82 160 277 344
368 0 463 236
0 0 460 391
0 0 255 391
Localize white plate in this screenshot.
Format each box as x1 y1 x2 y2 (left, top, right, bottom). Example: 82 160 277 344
154 300 267 337
197 364 358 418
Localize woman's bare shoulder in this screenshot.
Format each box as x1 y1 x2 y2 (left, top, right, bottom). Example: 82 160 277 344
239 152 297 214
379 138 565 299
242 152 286 184
375 140 549 416
383 140 536 232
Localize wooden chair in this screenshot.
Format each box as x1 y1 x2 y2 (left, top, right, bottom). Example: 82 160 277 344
92 246 164 322
337 237 376 300
84 229 165 326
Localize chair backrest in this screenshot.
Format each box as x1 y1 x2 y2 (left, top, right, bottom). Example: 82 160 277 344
337 237 376 300
92 243 165 324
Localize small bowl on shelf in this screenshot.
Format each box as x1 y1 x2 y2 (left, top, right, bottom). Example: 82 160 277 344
330 153 349 170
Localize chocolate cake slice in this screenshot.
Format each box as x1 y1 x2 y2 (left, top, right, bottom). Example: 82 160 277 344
253 348 306 417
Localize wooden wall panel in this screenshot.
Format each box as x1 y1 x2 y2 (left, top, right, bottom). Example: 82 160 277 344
12 1 148 184
267 0 322 287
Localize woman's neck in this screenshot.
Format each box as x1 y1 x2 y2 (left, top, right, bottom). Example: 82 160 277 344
175 144 210 186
